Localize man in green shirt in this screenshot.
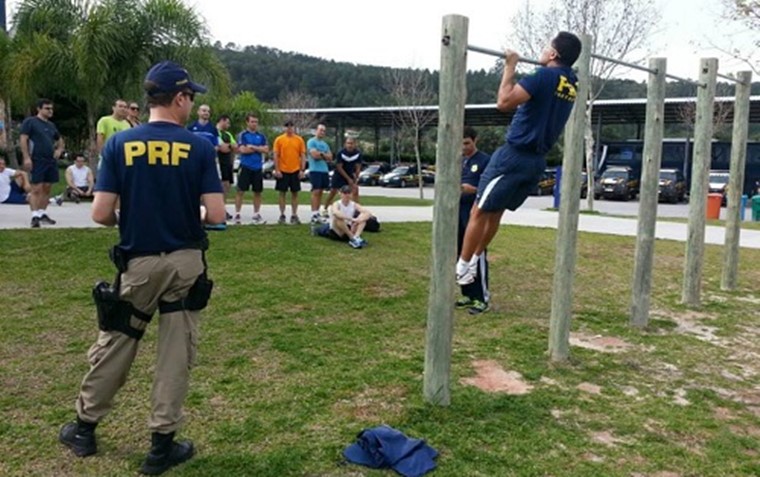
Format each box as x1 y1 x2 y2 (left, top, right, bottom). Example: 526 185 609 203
96 99 131 157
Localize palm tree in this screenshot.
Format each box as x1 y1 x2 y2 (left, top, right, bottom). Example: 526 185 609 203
5 0 231 166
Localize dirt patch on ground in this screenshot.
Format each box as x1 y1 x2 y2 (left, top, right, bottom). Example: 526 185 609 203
591 430 627 447
364 285 407 299
651 309 721 343
577 382 603 395
570 332 634 353
460 360 534 395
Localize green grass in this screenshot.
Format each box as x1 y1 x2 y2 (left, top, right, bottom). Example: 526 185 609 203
1 224 760 476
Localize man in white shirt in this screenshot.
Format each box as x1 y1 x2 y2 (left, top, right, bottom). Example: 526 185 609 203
328 185 373 249
0 157 32 205
64 153 95 203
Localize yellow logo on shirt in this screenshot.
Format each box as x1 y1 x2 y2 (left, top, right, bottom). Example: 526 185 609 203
123 141 191 166
555 75 577 102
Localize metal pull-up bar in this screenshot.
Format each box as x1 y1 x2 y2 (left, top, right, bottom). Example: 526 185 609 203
466 45 543 66
468 43 707 88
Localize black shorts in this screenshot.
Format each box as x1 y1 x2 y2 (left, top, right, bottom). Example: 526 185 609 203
218 155 233 183
31 160 59 184
275 172 301 193
330 172 353 189
476 144 545 212
237 167 263 193
310 171 330 190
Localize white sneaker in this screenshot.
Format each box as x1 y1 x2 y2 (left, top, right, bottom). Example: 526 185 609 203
252 214 266 225
320 208 329 218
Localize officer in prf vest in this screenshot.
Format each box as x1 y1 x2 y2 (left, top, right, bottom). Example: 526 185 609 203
59 60 226 476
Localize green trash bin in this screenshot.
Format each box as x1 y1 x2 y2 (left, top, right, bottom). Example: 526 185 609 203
752 195 760 222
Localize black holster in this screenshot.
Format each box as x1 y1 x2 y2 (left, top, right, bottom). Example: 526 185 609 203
92 280 151 340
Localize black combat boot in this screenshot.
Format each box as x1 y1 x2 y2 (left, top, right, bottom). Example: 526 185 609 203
139 431 195 475
59 417 98 457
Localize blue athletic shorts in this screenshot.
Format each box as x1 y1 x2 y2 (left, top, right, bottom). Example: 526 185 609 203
476 144 546 212
310 171 330 190
3 181 27 204
30 160 59 184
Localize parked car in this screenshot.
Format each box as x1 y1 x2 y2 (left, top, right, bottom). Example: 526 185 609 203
708 170 730 205
658 168 687 203
380 165 420 188
595 166 639 201
531 168 556 196
358 162 391 186
421 166 436 185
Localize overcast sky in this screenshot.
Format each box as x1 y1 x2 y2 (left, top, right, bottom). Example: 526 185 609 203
5 0 756 83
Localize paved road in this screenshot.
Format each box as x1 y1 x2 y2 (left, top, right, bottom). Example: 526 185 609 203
2 186 759 249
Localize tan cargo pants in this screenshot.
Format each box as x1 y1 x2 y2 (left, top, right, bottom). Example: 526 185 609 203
76 248 204 433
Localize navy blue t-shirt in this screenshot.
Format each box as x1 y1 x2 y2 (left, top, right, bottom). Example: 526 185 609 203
336 148 362 176
96 121 223 253
461 150 490 209
507 66 578 155
20 116 60 163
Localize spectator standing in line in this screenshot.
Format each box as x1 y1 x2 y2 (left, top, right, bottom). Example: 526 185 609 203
306 123 333 224
126 102 142 127
272 119 306 224
324 135 362 212
96 99 131 157
216 115 237 219
19 98 65 228
187 104 219 149
456 32 581 286
457 127 491 315
64 153 95 203
234 114 269 225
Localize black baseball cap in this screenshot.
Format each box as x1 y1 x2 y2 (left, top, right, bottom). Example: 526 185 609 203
144 61 207 96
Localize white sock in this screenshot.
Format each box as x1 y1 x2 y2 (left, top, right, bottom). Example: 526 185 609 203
33 210 43 218
456 258 469 275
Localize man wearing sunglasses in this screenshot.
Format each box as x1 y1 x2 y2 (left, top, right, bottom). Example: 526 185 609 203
19 98 64 228
127 102 142 127
59 60 225 476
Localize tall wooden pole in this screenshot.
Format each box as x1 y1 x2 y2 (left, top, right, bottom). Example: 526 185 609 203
424 14 467 405
548 33 591 362
630 58 667 328
682 58 718 307
721 70 753 290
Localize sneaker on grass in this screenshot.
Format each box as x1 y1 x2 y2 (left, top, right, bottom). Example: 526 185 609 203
252 214 266 225
468 300 490 315
455 297 473 309
278 215 287 225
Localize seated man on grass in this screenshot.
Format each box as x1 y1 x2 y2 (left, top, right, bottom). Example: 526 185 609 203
317 185 372 249
0 157 32 205
64 153 95 203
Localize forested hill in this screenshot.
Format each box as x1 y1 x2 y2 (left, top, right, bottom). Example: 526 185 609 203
215 44 757 107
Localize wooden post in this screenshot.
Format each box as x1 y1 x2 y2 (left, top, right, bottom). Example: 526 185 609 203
548 33 591 362
423 14 467 405
630 58 667 328
682 58 718 307
721 70 753 290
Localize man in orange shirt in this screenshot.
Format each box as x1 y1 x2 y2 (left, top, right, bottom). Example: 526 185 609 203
273 119 307 224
